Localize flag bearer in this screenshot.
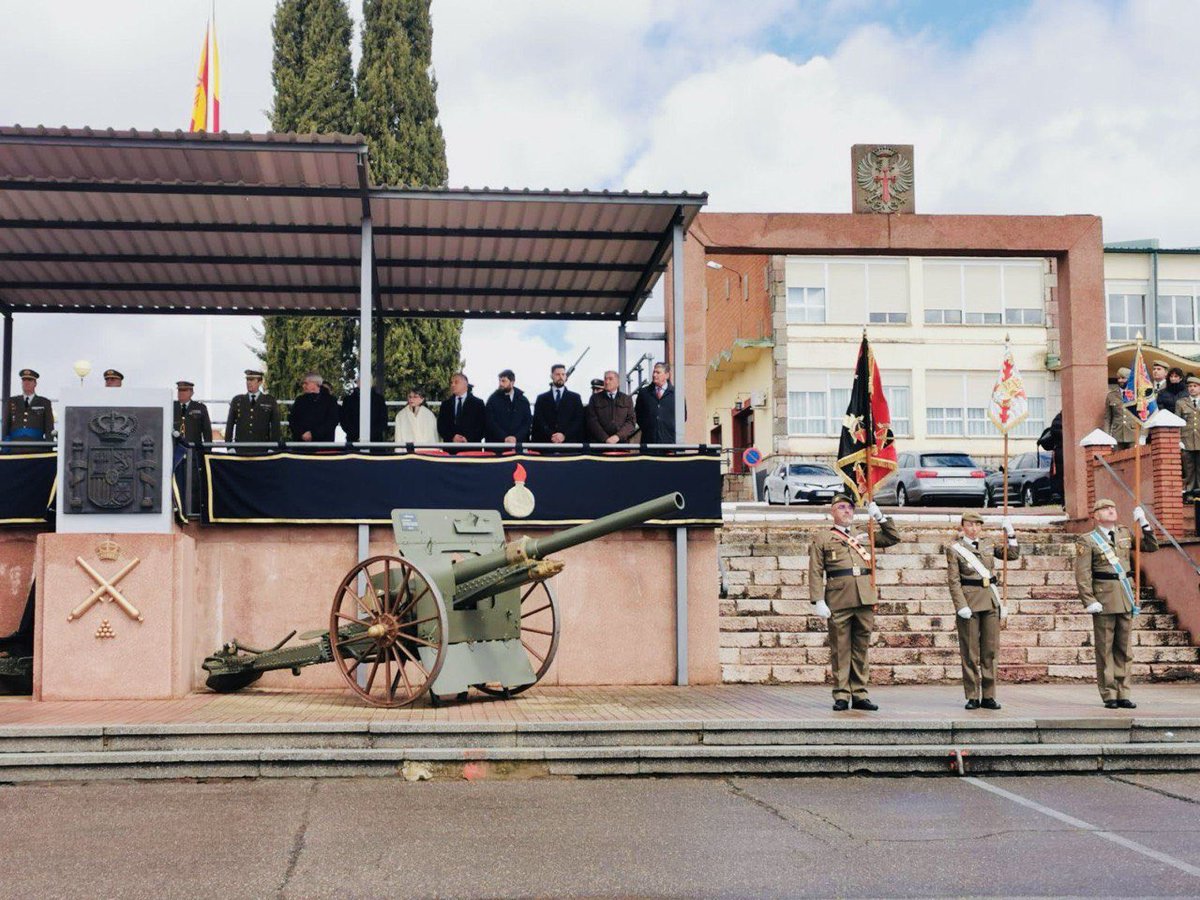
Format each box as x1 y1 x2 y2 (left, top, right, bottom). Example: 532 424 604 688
809 493 901 711
947 511 1019 710
1074 499 1159 709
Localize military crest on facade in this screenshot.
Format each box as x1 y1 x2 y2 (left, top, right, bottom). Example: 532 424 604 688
64 407 163 514
851 144 915 214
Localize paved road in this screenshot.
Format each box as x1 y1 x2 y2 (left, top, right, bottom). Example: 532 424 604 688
1 774 1198 898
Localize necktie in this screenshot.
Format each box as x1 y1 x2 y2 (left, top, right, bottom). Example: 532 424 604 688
656 386 663 400
1108 530 1115 545
554 389 561 405
609 392 615 401
24 397 31 409
250 394 257 408
455 396 462 419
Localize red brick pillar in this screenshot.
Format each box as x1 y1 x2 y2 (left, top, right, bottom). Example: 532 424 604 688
1149 419 1185 536
1080 431 1115 516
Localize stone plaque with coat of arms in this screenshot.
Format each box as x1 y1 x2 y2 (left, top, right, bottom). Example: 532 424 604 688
851 144 915 214
63 407 164 514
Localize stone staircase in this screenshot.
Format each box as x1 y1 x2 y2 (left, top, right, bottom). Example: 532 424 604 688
719 522 1200 686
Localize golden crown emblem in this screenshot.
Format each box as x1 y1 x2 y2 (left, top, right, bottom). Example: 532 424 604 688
96 540 121 561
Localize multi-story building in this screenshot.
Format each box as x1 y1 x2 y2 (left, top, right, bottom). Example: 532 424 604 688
703 226 1200 475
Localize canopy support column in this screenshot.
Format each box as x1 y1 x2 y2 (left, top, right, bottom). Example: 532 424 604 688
671 217 688 685
1 311 11 440
358 213 373 594
617 322 627 392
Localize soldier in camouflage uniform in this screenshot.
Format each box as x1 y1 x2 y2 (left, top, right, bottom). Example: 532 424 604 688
1103 367 1138 450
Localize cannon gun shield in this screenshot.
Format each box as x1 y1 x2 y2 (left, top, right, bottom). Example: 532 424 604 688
329 555 449 708
474 579 559 698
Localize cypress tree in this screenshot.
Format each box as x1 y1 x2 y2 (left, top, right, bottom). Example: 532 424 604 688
356 0 461 400
260 0 357 401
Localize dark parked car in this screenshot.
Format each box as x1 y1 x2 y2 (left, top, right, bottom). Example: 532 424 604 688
873 451 987 507
762 462 842 505
984 449 1061 507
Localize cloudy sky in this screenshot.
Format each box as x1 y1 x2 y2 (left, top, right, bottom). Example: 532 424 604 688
1 0 1197 413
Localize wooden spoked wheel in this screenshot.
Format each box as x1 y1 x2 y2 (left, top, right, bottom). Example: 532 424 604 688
476 580 560 698
329 554 448 708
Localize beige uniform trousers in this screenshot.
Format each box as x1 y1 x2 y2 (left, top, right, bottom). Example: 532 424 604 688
956 610 1000 700
1093 613 1134 702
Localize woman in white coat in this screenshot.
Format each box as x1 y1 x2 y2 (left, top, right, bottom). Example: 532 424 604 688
394 387 440 446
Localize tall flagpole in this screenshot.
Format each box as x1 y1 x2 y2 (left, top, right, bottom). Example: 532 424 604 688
1001 333 1011 615
1133 334 1144 608
864 330 877 589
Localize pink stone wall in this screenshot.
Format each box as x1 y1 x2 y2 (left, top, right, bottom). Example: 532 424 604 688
0 530 41 634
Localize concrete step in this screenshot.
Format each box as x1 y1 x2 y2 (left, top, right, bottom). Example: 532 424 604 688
1 740 1198 781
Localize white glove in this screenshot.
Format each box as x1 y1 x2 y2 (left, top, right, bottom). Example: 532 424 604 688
867 501 885 523
1085 601 1103 614
1132 506 1148 527
957 606 972 620
1001 517 1015 538
999 605 1008 620
813 599 832 619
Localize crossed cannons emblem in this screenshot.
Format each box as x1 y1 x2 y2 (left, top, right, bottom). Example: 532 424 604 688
68 556 144 623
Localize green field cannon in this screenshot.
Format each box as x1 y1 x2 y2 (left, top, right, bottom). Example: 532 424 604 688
203 492 685 707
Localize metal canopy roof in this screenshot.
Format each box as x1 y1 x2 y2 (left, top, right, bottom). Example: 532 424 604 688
0 127 706 321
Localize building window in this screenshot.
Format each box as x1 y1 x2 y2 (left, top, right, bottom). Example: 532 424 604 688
923 259 1046 326
1107 293 1146 341
786 286 826 323
789 371 912 437
925 370 1050 438
869 311 908 324
786 391 826 434
1157 293 1197 342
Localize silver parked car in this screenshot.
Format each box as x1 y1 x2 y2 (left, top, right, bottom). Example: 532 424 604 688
873 451 987 507
762 462 843 505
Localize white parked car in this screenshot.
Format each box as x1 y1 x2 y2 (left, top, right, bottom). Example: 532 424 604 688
762 462 843 505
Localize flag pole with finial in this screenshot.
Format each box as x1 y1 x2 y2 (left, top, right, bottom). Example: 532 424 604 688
1133 332 1144 608
1001 334 1011 613
863 328 877 589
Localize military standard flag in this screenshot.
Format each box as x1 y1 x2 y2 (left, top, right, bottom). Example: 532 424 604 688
1122 344 1158 423
188 22 210 132
836 334 898 503
987 340 1029 433
211 13 221 131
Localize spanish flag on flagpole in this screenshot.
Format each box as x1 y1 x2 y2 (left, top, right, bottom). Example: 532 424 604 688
188 22 209 132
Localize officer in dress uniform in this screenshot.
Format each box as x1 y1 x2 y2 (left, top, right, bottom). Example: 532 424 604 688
808 492 901 711
1074 498 1159 709
1103 367 1138 450
173 381 213 446
1175 376 1200 499
947 511 1019 710
3 368 54 449
226 369 281 454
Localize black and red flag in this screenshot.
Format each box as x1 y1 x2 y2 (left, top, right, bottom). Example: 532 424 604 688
836 333 898 503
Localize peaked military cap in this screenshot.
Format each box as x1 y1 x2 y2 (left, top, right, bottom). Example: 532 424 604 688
830 492 855 507
1188 375 1200 386
176 380 195 389
960 511 984 524
1092 498 1117 512
244 369 264 378
18 368 38 379
590 378 604 388
103 369 124 379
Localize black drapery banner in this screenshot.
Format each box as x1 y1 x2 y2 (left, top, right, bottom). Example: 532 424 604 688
0 453 57 524
205 453 721 526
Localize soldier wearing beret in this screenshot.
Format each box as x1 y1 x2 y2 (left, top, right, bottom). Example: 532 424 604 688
226 369 281 454
808 493 901 711
1074 498 1159 708
1175 375 1200 499
103 369 124 387
947 511 1020 710
3 368 54 449
1103 367 1138 450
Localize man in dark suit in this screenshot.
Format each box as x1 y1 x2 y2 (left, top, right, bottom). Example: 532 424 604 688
340 378 388 443
437 372 486 444
634 361 677 446
288 372 341 445
532 363 585 445
586 369 637 445
484 369 532 444
227 369 282 454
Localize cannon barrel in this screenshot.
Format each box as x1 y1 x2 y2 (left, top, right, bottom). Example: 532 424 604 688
452 492 684 586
